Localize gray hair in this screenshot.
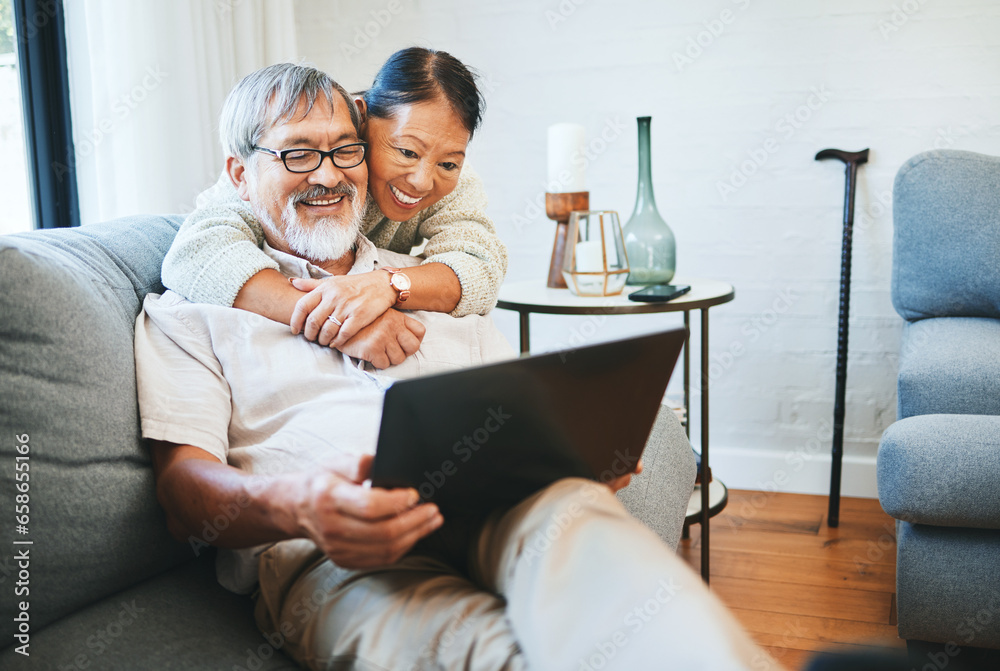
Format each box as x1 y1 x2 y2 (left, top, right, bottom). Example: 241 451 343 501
219 63 361 162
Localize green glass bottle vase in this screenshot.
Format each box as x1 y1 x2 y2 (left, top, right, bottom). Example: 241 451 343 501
623 116 676 285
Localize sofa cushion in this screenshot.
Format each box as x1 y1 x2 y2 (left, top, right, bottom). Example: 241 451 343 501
878 414 1000 528
894 522 1000 648
0 554 297 670
0 216 193 642
891 149 1000 321
897 317 1000 419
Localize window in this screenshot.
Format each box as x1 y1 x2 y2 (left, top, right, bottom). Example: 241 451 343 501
0 0 31 234
8 0 78 230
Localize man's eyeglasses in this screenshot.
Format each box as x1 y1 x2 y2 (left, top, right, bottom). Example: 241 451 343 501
253 142 368 173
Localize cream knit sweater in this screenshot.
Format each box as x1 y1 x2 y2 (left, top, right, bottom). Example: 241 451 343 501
161 165 507 316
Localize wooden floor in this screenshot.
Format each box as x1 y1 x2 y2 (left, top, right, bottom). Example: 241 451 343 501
678 489 905 670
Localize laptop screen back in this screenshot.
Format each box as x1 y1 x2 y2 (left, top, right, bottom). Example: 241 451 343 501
371 328 686 517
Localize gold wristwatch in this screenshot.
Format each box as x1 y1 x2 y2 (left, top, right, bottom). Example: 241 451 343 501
382 267 411 304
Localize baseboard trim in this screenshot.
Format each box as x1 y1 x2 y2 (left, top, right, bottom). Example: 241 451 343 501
707 445 879 499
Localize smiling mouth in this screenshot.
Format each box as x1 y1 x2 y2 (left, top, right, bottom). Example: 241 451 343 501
390 185 424 206
301 195 345 207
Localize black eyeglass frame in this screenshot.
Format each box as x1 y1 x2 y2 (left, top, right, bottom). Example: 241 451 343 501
253 142 369 173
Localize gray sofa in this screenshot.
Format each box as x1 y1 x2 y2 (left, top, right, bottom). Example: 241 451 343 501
0 215 695 669
877 149 1000 650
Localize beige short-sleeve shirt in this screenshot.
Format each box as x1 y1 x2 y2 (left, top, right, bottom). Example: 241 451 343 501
135 236 514 591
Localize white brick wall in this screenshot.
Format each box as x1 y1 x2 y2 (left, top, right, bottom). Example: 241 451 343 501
294 0 1000 496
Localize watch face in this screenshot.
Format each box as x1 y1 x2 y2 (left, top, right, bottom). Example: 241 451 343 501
391 273 411 291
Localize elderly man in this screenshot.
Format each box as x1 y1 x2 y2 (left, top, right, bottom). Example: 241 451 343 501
136 64 775 671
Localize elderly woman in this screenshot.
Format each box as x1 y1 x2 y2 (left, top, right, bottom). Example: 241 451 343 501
161 48 506 366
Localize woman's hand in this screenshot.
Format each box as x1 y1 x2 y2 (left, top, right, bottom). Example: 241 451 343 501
605 459 643 493
290 272 398 347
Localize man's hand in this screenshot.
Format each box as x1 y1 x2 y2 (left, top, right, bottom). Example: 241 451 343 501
290 272 397 347
605 459 643 494
151 443 443 568
337 309 425 369
296 454 443 568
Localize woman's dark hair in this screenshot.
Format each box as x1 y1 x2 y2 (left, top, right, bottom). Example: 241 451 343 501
363 47 484 139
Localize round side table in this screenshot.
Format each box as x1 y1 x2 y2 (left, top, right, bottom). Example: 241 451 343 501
496 277 734 583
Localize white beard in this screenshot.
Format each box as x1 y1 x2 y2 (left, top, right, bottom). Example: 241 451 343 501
277 196 364 263
252 181 367 264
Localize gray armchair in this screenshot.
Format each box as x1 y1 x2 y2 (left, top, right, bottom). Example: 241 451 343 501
877 149 1000 650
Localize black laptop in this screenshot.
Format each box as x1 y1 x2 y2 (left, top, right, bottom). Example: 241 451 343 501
370 328 687 516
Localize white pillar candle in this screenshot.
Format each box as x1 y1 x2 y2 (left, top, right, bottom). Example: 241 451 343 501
575 240 604 272
547 123 586 192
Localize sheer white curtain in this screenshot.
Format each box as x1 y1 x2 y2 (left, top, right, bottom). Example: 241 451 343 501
64 1 297 224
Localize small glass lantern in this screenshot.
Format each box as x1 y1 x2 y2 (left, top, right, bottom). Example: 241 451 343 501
561 210 630 296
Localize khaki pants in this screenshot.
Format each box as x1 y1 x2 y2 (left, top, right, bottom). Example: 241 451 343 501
255 478 778 671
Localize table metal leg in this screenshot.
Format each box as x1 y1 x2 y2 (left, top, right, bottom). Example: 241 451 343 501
683 311 691 439
518 312 530 354
700 308 711 584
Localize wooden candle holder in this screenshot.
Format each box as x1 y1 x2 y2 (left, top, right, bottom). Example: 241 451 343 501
545 191 590 288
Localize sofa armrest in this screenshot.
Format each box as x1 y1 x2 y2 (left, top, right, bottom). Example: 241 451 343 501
878 414 1000 529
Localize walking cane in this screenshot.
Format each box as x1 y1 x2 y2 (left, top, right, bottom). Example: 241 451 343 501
815 147 869 528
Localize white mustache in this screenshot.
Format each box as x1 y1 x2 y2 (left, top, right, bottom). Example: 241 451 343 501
292 184 356 205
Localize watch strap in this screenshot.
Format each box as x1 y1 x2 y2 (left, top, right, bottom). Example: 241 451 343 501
382 267 411 304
